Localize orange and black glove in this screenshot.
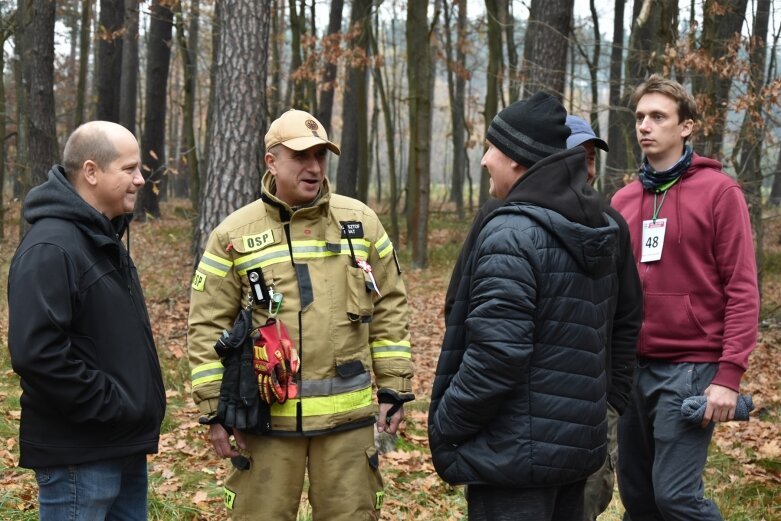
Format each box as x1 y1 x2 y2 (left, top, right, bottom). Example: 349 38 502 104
253 319 300 404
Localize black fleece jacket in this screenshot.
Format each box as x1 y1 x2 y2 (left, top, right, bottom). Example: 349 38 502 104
7 166 165 468
429 148 640 487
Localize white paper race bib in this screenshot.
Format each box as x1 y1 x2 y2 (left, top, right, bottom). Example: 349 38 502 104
641 218 667 262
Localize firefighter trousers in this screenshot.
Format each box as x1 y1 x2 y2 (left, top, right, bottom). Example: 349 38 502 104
223 424 384 520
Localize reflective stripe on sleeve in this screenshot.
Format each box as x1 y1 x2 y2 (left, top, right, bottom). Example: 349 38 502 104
198 252 232 277
191 361 224 387
371 340 412 359
375 233 393 258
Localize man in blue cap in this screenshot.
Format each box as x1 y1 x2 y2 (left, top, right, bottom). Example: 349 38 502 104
566 115 641 521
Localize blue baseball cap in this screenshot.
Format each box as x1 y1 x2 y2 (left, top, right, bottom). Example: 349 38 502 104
565 115 609 152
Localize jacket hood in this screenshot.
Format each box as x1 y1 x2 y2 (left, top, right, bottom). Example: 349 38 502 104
493 148 618 276
23 165 130 240
687 152 722 175
505 147 606 227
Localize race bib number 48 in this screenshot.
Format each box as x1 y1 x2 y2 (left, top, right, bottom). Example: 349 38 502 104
641 218 667 263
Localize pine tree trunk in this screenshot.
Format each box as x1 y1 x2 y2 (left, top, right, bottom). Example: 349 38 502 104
119 0 139 133
406 0 432 268
336 0 371 201
193 0 270 256
315 0 344 134
520 0 573 99
96 0 124 122
134 0 173 221
75 0 92 127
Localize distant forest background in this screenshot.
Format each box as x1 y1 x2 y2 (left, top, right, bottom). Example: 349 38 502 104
2 0 780 271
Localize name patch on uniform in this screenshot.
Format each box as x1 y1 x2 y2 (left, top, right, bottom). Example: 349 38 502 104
340 221 364 238
191 270 206 291
241 229 275 252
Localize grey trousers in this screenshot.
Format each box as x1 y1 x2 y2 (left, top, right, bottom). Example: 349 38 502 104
617 360 721 521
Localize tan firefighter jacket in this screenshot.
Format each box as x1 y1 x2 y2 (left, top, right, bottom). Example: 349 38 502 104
188 173 413 433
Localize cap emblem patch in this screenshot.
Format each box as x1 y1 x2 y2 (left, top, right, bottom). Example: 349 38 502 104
305 119 319 131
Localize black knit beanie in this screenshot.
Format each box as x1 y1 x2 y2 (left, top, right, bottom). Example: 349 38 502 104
486 91 570 168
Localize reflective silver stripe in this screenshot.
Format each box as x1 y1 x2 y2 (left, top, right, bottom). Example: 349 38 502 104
199 255 230 273
375 234 392 257
234 250 290 273
298 372 372 398
371 345 412 355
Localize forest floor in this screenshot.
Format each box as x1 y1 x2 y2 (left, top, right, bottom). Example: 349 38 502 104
0 199 779 520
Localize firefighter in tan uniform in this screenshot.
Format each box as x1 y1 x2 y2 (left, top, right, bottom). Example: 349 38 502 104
188 109 414 521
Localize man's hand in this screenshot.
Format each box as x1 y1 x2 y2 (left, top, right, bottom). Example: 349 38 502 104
377 402 404 434
209 423 248 458
701 384 738 428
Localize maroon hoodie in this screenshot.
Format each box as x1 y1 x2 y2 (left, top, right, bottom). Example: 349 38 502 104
611 153 759 391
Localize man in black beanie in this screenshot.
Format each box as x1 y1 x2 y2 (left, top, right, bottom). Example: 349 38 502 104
429 92 627 521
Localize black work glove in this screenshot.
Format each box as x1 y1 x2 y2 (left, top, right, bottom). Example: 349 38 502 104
201 308 270 433
377 388 415 420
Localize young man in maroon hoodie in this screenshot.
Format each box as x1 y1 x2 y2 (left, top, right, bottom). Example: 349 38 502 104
611 75 759 520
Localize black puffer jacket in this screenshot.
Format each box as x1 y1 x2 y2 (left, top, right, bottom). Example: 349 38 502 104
429 148 622 486
7 166 166 468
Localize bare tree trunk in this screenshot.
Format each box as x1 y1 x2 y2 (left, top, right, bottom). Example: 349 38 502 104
608 0 678 188
315 0 344 134
15 0 57 236
370 13 400 245
501 0 519 102
0 12 14 240
443 0 467 218
733 0 770 295
481 0 502 205
691 0 749 161
134 0 173 221
96 0 124 122
605 0 627 193
193 0 269 256
519 0 573 99
269 0 282 116
176 0 200 211
75 0 92 128
288 0 306 109
336 0 371 201
119 0 139 133
406 0 433 268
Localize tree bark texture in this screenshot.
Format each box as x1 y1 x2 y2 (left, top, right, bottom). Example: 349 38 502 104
691 0 749 161
24 0 57 187
480 0 502 205
176 0 200 212
406 0 432 268
605 0 627 194
193 0 269 256
734 0 770 294
135 0 173 221
336 0 371 201
520 0 573 99
315 0 344 134
119 0 139 134
608 0 677 182
75 0 92 127
444 0 467 217
96 0 124 122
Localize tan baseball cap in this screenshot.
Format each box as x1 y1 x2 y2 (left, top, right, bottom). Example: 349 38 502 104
265 109 340 155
